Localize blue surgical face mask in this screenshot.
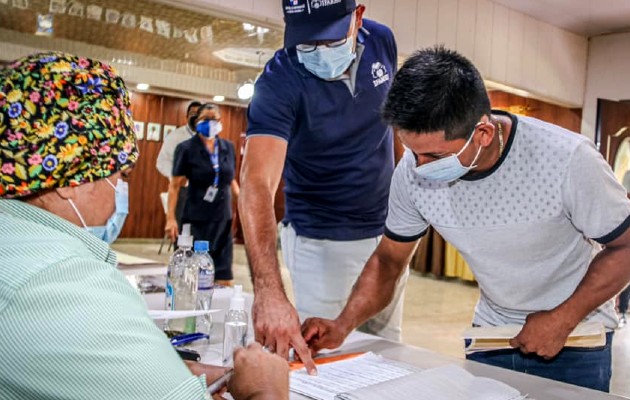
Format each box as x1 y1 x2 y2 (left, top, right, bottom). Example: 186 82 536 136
297 32 357 80
196 119 223 139
413 127 484 183
68 178 129 244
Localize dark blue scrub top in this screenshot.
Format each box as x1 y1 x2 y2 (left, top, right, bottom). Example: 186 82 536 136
246 19 397 241
173 135 235 222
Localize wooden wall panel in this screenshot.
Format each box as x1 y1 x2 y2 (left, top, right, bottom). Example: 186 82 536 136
120 92 247 239
489 3 509 82
393 0 419 56
455 0 476 60
506 10 524 88
369 0 395 29
437 0 458 49
415 0 439 49
489 90 582 133
521 15 539 93
473 0 493 75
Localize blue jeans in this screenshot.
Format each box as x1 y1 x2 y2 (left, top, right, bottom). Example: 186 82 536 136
466 332 614 392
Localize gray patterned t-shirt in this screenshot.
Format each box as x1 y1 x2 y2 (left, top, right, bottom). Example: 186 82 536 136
385 112 630 329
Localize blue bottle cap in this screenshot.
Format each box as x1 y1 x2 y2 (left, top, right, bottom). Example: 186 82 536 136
194 241 209 252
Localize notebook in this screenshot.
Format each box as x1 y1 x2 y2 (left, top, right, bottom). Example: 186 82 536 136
462 321 605 354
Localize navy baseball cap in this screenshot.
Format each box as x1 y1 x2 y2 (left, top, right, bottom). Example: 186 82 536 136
283 0 357 49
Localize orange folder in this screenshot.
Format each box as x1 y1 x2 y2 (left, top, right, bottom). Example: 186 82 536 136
289 352 365 371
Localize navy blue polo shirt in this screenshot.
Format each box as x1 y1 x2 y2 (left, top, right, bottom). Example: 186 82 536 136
172 135 236 222
247 19 397 241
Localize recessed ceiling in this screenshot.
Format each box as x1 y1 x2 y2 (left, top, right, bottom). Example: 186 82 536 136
0 0 283 71
492 0 630 37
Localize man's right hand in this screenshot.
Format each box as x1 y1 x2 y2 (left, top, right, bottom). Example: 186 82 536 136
164 218 178 243
252 291 317 375
301 317 350 355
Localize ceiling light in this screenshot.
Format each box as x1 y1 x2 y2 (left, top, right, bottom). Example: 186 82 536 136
237 81 255 100
213 47 274 68
213 95 225 102
136 83 150 91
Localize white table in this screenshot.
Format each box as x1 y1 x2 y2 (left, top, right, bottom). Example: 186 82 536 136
289 331 626 400
124 263 625 399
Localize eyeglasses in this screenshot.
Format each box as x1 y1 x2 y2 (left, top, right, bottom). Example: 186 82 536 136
296 11 356 53
296 37 349 53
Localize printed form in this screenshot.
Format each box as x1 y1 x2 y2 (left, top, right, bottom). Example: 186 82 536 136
289 352 419 400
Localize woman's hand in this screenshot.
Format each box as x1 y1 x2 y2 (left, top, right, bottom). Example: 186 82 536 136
165 217 179 243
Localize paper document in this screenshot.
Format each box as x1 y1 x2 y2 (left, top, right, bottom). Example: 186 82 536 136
116 251 162 266
290 352 419 400
462 321 605 354
148 309 221 320
335 364 526 400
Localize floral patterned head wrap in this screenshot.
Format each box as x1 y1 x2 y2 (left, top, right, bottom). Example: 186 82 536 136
0 52 138 198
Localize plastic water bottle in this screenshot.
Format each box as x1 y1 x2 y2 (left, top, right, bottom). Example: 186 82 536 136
165 224 193 333
192 240 215 336
223 285 248 366
171 238 200 334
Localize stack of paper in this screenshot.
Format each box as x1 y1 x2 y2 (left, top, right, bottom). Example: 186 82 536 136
462 321 605 354
115 251 163 267
290 352 419 400
290 353 526 400
336 365 526 400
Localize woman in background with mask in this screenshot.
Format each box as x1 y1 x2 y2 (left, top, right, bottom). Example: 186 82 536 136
165 103 239 285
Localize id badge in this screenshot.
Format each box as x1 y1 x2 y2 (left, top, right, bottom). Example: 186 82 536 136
204 186 218 203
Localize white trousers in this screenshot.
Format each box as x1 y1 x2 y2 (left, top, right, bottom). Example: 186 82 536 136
280 223 408 342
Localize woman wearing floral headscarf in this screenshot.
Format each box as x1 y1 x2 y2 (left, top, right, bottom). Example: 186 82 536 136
0 53 288 400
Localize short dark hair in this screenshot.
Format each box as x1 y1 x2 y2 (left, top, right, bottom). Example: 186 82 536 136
382 46 491 140
196 102 220 117
186 100 202 114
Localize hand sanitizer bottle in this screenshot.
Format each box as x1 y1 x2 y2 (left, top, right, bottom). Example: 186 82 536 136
223 285 248 366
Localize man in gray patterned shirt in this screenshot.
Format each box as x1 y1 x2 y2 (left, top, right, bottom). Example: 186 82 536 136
301 46 630 393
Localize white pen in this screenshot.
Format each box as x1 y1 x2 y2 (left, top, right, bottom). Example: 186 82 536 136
206 368 234 395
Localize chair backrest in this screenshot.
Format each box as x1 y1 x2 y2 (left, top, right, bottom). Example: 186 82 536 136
159 192 169 215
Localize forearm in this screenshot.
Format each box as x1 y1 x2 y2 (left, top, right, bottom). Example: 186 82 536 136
231 179 240 200
554 245 630 328
238 182 285 296
167 179 182 220
337 252 408 335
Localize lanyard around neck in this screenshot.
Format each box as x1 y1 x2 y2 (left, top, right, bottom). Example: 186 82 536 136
208 139 220 188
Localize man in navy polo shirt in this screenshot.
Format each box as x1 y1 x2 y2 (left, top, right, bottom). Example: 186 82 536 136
239 0 406 372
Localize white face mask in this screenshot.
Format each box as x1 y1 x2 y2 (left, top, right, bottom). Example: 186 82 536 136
413 125 483 183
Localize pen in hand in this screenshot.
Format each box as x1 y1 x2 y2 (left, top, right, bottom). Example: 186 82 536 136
206 368 234 395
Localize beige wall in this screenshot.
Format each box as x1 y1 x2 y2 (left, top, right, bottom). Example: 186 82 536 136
581 32 630 141
182 0 589 107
